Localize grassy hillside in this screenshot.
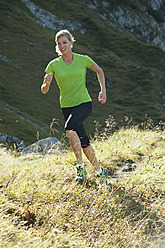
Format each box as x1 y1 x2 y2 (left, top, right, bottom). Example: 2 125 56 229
0 0 165 146
0 123 164 247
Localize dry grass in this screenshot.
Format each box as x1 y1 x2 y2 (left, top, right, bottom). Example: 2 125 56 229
0 120 164 247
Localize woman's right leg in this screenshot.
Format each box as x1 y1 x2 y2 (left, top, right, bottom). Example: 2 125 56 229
62 106 84 166
65 129 83 165
63 102 92 164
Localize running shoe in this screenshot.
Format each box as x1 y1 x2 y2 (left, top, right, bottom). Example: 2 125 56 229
76 166 88 183
97 167 109 184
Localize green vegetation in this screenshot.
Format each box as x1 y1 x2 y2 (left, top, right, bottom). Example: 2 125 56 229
0 1 164 246
0 119 164 247
0 0 165 146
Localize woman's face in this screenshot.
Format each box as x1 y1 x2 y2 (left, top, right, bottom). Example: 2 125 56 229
57 36 73 55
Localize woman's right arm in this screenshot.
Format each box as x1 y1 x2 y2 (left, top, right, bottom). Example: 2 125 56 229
41 73 53 94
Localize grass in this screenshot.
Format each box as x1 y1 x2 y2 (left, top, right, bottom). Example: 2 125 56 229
0 0 165 145
0 119 164 247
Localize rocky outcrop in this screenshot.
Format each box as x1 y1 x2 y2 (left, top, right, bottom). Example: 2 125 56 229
0 133 25 151
21 137 63 156
21 0 165 50
110 3 165 50
143 0 164 11
86 0 165 51
0 133 63 155
21 0 86 34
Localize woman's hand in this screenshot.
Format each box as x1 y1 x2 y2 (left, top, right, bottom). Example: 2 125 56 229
41 73 53 94
90 63 107 104
98 91 106 104
44 73 53 85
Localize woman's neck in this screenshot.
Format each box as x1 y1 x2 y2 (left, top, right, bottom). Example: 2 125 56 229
62 52 73 64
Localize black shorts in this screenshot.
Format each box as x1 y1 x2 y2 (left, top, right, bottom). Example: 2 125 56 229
62 102 92 148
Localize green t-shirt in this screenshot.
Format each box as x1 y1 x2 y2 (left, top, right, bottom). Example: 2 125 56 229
45 53 94 108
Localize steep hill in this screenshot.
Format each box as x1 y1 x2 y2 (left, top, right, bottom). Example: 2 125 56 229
0 125 164 247
0 0 165 145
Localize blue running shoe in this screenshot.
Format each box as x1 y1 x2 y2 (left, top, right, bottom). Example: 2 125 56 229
76 166 88 183
96 167 108 184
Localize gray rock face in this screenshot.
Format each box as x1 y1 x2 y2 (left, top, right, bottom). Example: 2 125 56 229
21 137 63 156
86 0 165 51
111 5 165 50
143 0 164 11
20 0 165 50
21 0 86 34
0 133 25 151
0 133 62 155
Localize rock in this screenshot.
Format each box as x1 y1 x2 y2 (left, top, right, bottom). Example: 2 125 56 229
21 137 63 156
0 132 25 151
0 133 7 142
143 0 163 11
111 5 165 50
21 0 86 34
145 71 155 77
87 0 165 51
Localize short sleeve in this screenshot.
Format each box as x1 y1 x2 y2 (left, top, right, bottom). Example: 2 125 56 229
45 61 55 75
85 55 95 68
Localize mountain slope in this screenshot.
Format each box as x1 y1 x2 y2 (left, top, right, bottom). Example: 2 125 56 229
0 0 165 145
0 126 164 247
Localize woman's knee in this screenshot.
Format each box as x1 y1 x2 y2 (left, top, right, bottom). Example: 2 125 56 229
66 129 73 138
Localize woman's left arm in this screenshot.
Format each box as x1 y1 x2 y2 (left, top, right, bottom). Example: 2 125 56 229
90 63 107 104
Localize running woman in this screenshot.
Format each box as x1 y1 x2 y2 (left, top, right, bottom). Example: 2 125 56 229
41 29 108 183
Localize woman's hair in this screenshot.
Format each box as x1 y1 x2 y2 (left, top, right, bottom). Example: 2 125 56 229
55 29 76 55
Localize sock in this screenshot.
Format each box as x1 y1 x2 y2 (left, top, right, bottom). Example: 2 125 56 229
77 163 84 168
97 167 102 174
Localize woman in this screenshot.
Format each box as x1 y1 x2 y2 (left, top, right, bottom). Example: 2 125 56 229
41 29 108 183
